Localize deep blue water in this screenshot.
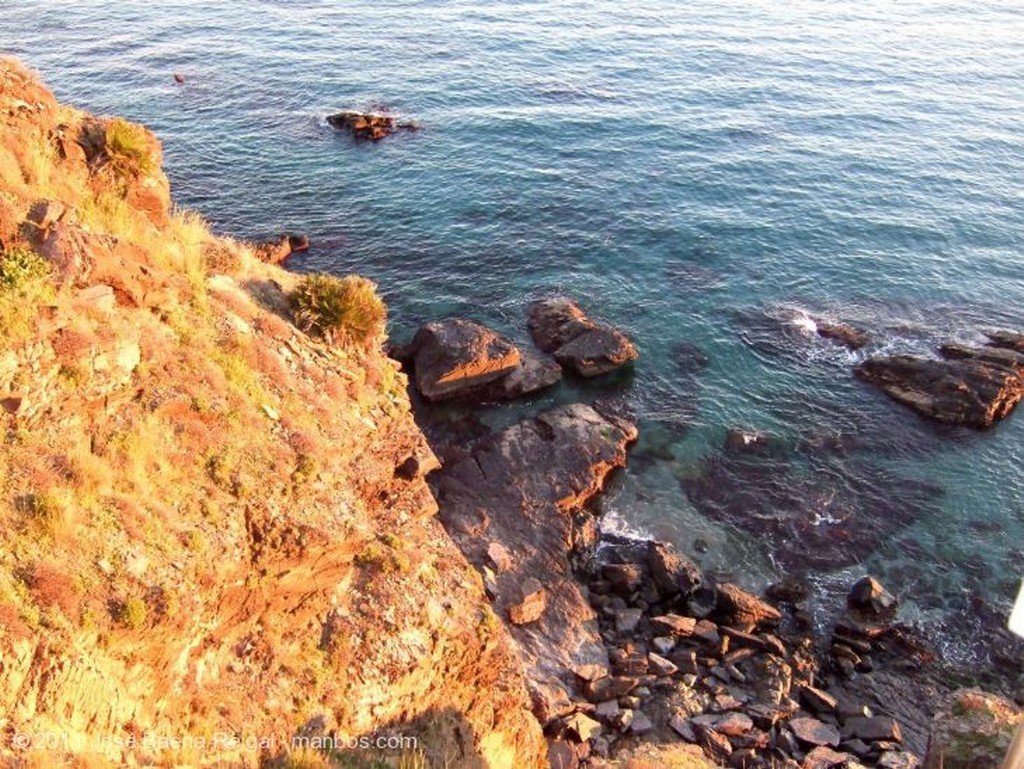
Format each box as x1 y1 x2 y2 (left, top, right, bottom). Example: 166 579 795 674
4 1 1023 671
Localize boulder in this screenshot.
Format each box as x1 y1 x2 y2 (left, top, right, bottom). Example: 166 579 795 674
646 540 702 597
715 583 782 627
855 343 1024 428
848 575 898 620
406 318 522 401
790 717 841 747
527 297 637 377
844 715 902 743
253 232 308 265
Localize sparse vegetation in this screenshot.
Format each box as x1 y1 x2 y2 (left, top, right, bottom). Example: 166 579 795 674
103 118 158 178
0 244 54 341
115 595 147 630
290 274 386 348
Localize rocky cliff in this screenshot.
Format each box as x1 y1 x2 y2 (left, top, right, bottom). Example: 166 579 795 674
0 58 546 768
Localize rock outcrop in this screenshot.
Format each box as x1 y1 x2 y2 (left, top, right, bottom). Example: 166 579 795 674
435 403 638 722
924 689 1022 768
855 333 1024 428
528 297 638 377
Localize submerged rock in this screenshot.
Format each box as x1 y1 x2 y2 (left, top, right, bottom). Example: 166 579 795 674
817 320 870 350
527 297 638 377
855 339 1024 428
848 575 898 620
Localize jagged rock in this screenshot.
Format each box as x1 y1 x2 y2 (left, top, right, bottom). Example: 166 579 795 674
651 614 697 637
800 685 838 715
509 578 548 625
803 745 853 768
844 716 903 743
670 713 696 741
716 712 754 736
879 752 920 768
848 575 898 620
406 318 521 401
327 110 418 141
584 676 638 702
253 232 308 265
479 347 562 400
603 563 644 596
527 297 637 377
790 717 841 747
716 583 782 627
565 712 603 742
987 329 1024 351
646 540 702 597
648 652 678 677
855 343 1024 428
630 710 654 735
437 403 637 705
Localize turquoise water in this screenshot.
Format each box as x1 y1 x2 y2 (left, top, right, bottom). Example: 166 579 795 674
4 1 1023 672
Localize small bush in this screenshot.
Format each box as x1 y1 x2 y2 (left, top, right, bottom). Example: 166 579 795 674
0 245 50 291
104 118 157 178
115 596 147 629
290 274 386 348
201 240 243 275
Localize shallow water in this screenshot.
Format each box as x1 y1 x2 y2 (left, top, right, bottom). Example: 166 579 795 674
4 0 1023 671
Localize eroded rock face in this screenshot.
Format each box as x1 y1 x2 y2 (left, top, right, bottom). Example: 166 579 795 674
435 403 638 721
407 318 522 401
527 298 638 377
855 338 1024 429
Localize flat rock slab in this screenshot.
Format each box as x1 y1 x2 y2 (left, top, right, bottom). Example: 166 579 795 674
527 297 638 377
435 403 637 714
790 716 841 747
407 318 521 401
855 340 1024 428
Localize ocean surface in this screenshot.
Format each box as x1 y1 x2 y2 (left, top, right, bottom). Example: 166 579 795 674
4 1 1023 673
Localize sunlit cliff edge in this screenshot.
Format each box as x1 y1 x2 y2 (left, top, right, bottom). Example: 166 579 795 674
0 57 548 768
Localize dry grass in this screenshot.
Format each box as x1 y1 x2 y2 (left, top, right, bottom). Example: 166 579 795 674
0 244 55 342
290 274 387 348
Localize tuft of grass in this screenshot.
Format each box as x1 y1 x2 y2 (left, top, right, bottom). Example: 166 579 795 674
104 118 157 178
0 244 54 343
0 244 51 290
290 274 386 348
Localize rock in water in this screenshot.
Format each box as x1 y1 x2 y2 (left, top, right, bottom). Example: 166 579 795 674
405 318 521 401
326 110 418 141
855 341 1024 428
817 320 870 350
848 575 898 620
527 297 638 377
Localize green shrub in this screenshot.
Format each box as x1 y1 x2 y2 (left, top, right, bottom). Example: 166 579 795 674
104 118 157 178
116 596 147 630
0 245 50 291
290 274 386 347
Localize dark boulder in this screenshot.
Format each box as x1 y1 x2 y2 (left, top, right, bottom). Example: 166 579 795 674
253 232 309 265
817 320 870 350
855 342 1024 428
527 297 637 377
848 575 898 620
646 540 702 597
716 582 782 628
327 110 418 141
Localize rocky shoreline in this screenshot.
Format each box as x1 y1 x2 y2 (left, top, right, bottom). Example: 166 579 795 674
396 300 1024 768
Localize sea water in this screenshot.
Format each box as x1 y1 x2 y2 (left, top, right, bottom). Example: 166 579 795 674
4 0 1023 673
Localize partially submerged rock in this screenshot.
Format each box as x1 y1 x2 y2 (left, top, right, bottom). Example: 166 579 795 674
253 232 309 265
405 318 522 401
327 110 419 141
848 575 898 621
817 319 870 350
855 338 1024 428
527 297 638 377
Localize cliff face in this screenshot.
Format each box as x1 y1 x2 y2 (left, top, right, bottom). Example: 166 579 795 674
0 58 545 768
